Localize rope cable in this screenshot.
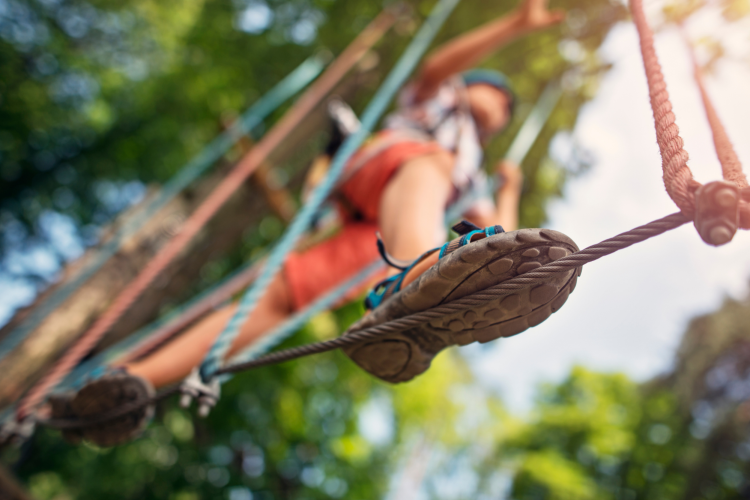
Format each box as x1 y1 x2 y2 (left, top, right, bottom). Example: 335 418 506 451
218 259 384 382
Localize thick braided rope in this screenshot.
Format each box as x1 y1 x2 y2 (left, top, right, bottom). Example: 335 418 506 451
198 0 462 380
630 0 697 217
34 213 689 431
682 32 750 229
0 56 323 364
14 11 397 420
684 39 747 189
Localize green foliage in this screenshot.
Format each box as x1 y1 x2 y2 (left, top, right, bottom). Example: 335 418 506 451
502 368 641 500
496 292 750 500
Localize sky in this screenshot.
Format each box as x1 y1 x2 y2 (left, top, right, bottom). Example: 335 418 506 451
470 5 750 413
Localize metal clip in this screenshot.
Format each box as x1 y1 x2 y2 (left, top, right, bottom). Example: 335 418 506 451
693 180 741 246
0 416 35 448
179 368 220 418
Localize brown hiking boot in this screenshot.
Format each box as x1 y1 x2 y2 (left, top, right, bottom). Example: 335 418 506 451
50 373 155 447
344 222 580 383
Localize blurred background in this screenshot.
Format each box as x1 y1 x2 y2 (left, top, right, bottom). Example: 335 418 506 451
1 0 750 498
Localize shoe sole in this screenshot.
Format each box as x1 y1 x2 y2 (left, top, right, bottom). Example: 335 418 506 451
69 373 155 447
343 228 580 383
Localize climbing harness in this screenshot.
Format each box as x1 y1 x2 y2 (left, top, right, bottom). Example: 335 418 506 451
2 0 749 445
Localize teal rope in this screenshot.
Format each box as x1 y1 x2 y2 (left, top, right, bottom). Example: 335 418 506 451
59 257 261 391
55 252 379 390
199 0 462 380
218 259 384 382
0 55 325 362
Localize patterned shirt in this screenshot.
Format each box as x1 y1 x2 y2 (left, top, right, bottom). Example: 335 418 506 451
383 76 486 192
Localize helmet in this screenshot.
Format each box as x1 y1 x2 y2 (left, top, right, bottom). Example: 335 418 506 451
461 68 516 118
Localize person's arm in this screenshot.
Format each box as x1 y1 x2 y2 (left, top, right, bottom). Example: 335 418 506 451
414 0 565 100
463 160 524 231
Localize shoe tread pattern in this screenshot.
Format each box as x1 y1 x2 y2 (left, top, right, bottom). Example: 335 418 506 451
65 373 155 447
344 229 580 383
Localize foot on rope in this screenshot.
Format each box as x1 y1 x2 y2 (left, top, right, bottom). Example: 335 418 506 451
344 221 581 383
49 372 155 447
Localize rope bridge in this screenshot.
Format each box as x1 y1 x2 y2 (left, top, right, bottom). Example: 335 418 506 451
2 0 748 442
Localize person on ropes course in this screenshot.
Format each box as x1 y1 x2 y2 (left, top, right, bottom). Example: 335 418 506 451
52 0 579 445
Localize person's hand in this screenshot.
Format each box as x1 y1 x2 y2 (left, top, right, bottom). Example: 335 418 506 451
496 159 524 190
515 0 565 32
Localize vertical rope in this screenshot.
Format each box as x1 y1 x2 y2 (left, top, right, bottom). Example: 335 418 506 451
14 10 397 420
629 0 698 217
680 28 749 228
684 44 747 189
199 0 463 380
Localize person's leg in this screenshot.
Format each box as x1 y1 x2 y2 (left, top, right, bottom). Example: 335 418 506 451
126 272 293 388
377 150 455 284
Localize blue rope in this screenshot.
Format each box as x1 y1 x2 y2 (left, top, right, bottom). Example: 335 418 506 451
53 252 378 390
0 55 325 362
199 0 462 380
218 259 383 382
58 257 262 391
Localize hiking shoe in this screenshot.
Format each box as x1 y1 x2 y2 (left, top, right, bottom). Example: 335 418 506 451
50 372 155 447
343 221 580 383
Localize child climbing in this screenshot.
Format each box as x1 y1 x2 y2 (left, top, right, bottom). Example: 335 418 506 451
52 0 580 446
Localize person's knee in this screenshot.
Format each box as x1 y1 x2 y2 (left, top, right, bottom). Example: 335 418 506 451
381 152 454 209
400 151 454 182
